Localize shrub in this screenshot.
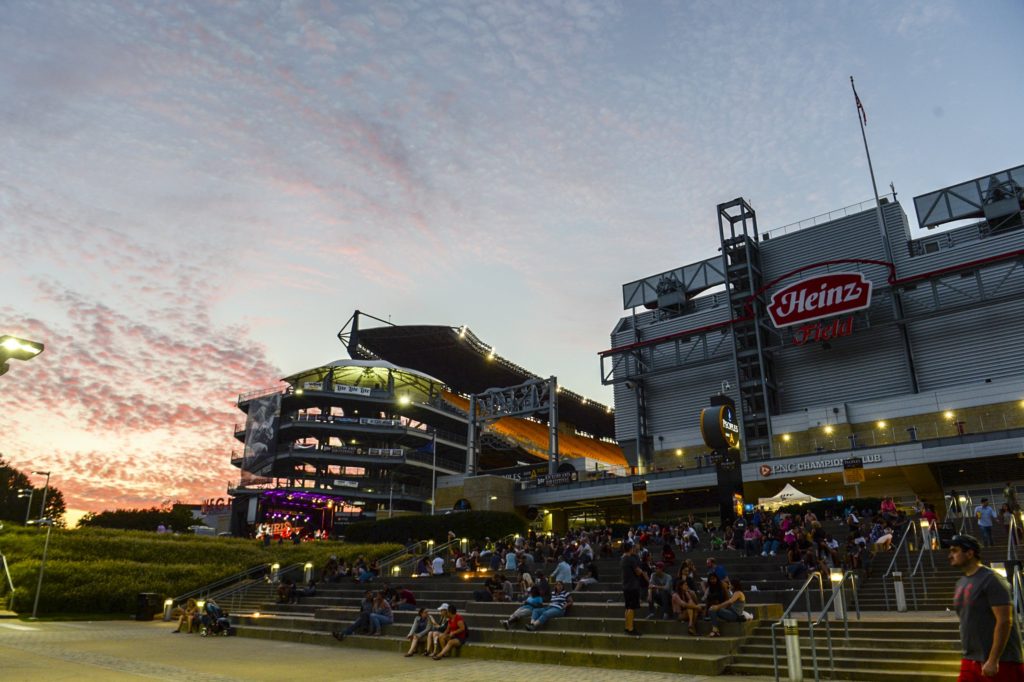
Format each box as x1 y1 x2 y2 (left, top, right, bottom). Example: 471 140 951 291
0 525 400 615
342 511 527 545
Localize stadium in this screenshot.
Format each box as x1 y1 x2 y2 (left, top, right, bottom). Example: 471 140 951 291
228 163 1024 536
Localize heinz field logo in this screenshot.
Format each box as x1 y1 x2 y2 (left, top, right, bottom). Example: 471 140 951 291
767 272 873 328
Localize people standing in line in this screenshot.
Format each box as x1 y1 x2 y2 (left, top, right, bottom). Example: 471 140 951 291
621 541 647 637
949 534 1024 680
975 498 999 548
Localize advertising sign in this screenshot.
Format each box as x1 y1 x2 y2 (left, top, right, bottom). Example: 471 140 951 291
631 480 648 505
700 402 740 450
768 272 873 328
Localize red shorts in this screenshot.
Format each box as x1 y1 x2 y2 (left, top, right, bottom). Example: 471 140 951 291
959 659 1024 682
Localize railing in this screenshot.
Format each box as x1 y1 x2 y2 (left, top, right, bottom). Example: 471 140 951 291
1009 512 1021 564
882 521 920 610
169 563 273 610
771 571 826 682
378 541 428 578
762 193 896 241
908 529 936 600
217 562 306 614
1011 565 1024 648
946 493 975 535
805 571 862 682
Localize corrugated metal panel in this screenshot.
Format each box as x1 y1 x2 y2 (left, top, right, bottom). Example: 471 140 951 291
613 381 637 442
760 205 894 279
912 297 1024 391
645 362 738 438
774 322 911 411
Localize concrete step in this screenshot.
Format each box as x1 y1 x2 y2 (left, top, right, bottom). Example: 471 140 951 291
233 624 734 675
730 652 960 673
232 613 745 653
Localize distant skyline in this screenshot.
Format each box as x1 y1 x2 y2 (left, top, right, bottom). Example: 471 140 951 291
2 1 1022 521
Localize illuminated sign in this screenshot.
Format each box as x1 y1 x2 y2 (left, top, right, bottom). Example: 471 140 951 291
760 453 882 477
768 272 873 328
700 403 740 450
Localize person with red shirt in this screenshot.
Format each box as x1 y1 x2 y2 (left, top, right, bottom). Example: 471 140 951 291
432 604 468 660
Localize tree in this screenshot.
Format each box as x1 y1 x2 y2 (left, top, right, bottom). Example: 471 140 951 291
0 456 66 526
76 504 196 532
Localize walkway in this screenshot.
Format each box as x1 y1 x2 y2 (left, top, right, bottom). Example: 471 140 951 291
0 619 776 682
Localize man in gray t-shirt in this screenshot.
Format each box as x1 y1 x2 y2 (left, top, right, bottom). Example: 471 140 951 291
949 534 1024 679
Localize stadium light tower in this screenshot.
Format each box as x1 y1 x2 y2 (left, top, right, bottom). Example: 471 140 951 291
0 335 44 376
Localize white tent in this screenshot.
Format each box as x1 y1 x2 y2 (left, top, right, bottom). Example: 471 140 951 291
758 483 821 510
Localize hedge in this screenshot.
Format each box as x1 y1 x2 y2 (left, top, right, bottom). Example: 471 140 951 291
0 526 400 616
342 511 527 545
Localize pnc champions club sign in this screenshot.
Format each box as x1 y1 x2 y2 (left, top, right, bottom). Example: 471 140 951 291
767 271 873 346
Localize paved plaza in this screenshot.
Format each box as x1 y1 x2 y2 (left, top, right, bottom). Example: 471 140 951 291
0 619 776 682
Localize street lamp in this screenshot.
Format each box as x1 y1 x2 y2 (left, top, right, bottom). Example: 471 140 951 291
0 335 44 376
17 488 34 525
33 472 51 520
28 517 54 620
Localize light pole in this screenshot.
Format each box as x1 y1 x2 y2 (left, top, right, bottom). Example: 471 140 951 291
18 488 34 525
29 517 53 620
33 472 51 520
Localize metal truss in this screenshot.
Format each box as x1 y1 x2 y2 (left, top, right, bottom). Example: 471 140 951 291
620 256 726 310
600 322 733 385
467 377 559 476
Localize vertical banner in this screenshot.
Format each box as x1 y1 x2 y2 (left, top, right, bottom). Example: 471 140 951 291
242 393 281 474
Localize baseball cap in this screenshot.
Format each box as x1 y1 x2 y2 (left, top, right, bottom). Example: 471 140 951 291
945 534 982 554
437 603 450 611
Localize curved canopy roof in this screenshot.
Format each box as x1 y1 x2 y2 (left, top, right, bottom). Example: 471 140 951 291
344 319 615 439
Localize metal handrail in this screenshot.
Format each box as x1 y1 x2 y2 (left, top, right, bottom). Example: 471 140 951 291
1009 512 1021 564
378 541 428 578
1010 565 1024 647
216 562 306 614
882 521 919 610
806 571 862 681
770 571 826 682
908 528 937 599
170 563 272 607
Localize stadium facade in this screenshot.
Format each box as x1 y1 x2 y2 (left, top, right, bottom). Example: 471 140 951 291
227 164 1024 533
603 164 1024 508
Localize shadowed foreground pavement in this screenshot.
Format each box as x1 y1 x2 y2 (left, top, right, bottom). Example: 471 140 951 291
0 619 776 681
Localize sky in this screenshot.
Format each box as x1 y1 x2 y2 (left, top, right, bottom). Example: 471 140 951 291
2 0 1023 521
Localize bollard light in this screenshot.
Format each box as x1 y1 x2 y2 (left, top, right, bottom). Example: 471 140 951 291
830 568 844 583
163 598 174 622
392 565 401 576
252 612 261 618
958 496 967 504
197 600 206 610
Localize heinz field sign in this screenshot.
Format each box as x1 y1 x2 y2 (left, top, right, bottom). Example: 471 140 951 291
768 272 873 329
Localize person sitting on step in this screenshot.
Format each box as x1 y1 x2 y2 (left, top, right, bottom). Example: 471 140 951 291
500 585 544 629
403 607 436 657
646 562 673 620
332 590 374 641
432 604 468 660
671 579 703 635
526 580 572 631
708 578 747 638
423 604 449 656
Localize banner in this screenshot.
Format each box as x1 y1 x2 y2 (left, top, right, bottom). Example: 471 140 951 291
334 385 372 396
632 480 648 505
242 393 281 474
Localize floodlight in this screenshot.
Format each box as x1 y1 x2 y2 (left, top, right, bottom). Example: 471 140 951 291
0 335 44 376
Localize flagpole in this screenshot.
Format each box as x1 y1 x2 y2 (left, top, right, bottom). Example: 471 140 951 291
430 430 437 516
850 76 889 258
849 76 920 393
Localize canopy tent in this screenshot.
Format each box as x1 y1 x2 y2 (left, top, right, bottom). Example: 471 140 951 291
758 483 821 510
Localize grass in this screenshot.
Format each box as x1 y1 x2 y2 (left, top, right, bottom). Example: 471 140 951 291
0 525 400 617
